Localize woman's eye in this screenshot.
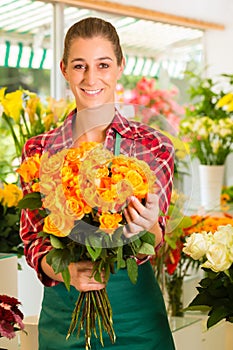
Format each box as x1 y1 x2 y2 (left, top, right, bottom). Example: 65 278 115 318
74 64 86 70
99 63 109 69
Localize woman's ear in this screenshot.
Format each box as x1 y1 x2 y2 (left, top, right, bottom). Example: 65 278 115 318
60 60 68 81
117 57 125 80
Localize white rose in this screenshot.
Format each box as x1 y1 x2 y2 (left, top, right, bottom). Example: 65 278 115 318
228 245 233 263
214 225 233 248
183 232 210 260
202 243 231 272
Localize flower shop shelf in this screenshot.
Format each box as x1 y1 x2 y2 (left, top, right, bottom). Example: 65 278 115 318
171 314 233 350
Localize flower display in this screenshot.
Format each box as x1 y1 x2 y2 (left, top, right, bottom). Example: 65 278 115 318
179 115 233 165
183 224 233 328
179 71 233 165
152 189 195 316
0 294 25 339
123 76 185 132
17 142 156 349
0 183 24 257
183 214 233 236
0 87 75 168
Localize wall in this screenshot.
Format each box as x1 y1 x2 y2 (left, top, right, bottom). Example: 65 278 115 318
109 0 233 192
107 0 233 75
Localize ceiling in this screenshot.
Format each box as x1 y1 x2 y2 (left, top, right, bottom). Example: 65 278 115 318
0 0 204 77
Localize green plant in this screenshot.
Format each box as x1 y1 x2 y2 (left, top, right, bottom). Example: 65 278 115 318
184 71 233 120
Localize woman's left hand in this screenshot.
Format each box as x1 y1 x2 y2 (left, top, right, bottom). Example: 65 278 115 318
123 193 160 238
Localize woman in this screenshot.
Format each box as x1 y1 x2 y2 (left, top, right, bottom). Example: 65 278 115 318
20 17 175 349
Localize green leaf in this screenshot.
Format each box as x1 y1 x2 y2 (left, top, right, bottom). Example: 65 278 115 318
61 267 71 291
138 242 155 255
126 258 138 284
17 192 42 210
207 305 229 329
85 237 102 261
50 235 65 249
46 248 71 274
93 270 102 283
117 246 126 270
140 231 155 246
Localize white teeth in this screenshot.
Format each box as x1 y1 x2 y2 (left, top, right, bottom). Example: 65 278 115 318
84 89 101 95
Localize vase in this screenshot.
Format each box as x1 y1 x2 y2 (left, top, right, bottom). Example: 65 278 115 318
165 274 184 317
198 164 225 210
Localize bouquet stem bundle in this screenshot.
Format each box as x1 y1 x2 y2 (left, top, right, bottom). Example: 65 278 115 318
67 289 115 349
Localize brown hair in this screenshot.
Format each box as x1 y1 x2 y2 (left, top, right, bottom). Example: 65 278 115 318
62 17 123 66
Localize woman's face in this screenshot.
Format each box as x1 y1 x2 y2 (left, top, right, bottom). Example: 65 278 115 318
61 36 125 111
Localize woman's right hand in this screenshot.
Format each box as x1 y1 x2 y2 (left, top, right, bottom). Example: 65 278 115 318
69 260 106 292
41 256 106 292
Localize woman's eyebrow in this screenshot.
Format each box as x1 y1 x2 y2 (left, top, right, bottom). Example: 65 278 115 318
71 57 113 63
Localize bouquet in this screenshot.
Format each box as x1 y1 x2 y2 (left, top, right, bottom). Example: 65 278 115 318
183 224 233 328
0 294 25 339
17 142 156 349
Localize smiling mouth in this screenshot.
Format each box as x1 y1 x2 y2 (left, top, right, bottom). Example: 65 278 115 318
81 88 103 95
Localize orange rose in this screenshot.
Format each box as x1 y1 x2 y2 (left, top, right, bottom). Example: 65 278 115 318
31 182 40 192
17 153 41 182
99 212 122 234
67 198 85 220
43 213 73 237
39 174 58 195
40 150 66 177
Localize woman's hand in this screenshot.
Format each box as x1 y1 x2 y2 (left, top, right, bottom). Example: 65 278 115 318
69 261 106 292
41 256 106 292
123 193 161 242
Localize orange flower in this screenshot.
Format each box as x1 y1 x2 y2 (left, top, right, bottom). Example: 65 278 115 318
39 174 58 195
43 214 74 237
31 182 40 192
40 150 66 177
98 188 117 203
66 198 85 220
16 153 41 182
99 212 122 234
184 214 233 236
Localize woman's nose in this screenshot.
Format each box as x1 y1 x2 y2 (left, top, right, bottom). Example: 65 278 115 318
84 66 97 85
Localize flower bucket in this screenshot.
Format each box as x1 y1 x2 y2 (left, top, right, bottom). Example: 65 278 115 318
199 164 225 210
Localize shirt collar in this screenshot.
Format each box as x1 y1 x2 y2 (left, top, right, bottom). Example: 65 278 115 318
107 109 135 140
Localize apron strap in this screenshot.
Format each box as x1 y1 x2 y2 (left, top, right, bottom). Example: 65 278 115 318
114 132 121 156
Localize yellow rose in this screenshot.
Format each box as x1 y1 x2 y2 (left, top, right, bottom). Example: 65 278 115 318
17 153 41 182
66 198 85 220
39 174 59 195
43 214 73 237
40 150 66 177
99 212 122 234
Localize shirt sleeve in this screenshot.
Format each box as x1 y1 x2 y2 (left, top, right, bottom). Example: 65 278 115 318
19 137 58 287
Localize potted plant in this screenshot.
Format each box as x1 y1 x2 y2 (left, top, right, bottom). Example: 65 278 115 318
178 71 233 209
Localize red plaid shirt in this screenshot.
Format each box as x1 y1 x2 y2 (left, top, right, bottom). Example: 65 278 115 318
20 109 174 286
